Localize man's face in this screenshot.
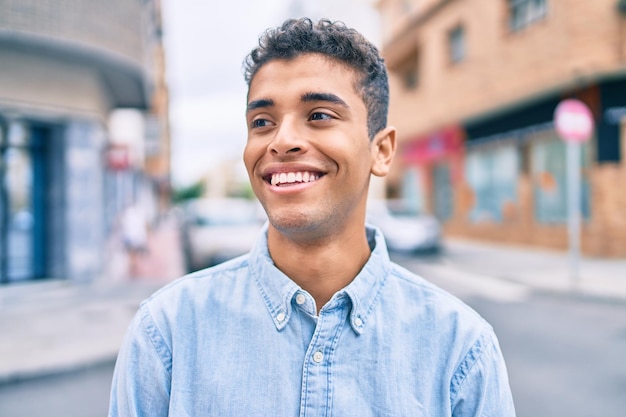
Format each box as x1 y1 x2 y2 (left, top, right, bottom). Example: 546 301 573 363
244 53 384 241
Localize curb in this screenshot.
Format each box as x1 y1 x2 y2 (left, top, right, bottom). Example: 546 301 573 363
0 281 163 386
0 354 118 386
406 259 626 306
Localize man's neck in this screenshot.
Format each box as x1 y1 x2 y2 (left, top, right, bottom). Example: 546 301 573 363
267 225 371 313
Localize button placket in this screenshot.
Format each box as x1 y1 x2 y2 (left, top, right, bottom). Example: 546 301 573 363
300 298 348 415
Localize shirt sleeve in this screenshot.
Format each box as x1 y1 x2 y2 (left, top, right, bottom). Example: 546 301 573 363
108 304 172 417
450 327 516 417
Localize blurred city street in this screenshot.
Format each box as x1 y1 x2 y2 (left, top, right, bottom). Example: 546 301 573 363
1 229 626 416
2 0 626 416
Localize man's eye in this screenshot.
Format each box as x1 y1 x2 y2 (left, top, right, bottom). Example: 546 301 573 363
252 119 271 128
310 112 333 121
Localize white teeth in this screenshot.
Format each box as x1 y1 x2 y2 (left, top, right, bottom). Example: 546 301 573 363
269 171 320 186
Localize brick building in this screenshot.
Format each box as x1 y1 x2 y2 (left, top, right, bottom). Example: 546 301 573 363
377 0 626 257
0 0 170 283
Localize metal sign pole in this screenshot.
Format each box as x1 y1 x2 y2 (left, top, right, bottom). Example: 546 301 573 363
554 98 594 292
566 141 581 289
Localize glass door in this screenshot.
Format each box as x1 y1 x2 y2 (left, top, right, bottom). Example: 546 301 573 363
1 122 48 283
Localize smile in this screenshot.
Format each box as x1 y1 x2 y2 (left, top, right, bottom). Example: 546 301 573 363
268 171 323 186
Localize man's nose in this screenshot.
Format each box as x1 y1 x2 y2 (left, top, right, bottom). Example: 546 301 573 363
269 118 306 155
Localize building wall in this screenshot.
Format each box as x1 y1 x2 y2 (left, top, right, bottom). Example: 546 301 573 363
585 129 626 256
0 47 112 119
379 0 626 257
383 0 625 140
0 0 169 283
0 0 146 67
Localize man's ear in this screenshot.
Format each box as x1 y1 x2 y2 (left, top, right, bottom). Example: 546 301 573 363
371 126 397 177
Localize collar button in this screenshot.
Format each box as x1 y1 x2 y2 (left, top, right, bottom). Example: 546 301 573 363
295 293 306 305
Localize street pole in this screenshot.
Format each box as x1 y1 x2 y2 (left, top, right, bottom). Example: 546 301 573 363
554 98 594 292
566 141 581 289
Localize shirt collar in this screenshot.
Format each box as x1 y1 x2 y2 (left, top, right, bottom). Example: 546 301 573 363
250 222 391 335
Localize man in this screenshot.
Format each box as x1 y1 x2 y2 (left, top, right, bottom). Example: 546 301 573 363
109 18 516 416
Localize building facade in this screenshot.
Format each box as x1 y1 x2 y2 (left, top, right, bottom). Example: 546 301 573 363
377 0 626 257
0 0 170 283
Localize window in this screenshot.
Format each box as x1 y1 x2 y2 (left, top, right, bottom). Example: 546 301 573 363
448 25 465 64
1 121 50 282
531 135 590 223
465 144 519 223
509 0 547 31
433 162 454 221
392 48 419 90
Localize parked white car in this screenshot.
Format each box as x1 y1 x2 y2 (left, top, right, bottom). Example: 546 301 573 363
366 200 442 253
180 198 266 272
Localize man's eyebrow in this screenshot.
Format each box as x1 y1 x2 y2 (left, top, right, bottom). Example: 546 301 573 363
301 92 349 108
246 98 274 113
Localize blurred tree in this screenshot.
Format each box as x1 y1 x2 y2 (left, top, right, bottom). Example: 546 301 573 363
228 183 255 199
172 180 205 204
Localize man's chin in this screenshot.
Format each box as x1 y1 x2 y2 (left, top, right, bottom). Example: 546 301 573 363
267 211 330 239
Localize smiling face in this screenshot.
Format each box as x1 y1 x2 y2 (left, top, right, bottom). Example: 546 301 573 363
244 53 395 244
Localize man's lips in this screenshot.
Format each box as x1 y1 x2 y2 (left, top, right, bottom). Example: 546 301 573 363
265 170 325 186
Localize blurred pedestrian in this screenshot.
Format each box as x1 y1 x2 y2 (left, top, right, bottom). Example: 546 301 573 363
109 17 515 416
120 202 148 278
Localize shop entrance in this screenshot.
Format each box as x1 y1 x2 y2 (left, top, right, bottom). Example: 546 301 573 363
1 122 49 283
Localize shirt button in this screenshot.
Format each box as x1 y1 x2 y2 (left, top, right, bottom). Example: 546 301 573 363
295 294 306 305
276 312 286 322
354 317 363 327
313 351 324 363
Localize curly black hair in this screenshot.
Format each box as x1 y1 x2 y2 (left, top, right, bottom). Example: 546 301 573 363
243 18 389 140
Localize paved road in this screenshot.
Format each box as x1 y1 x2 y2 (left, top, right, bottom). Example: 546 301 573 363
0 360 115 417
477 292 626 417
394 252 626 417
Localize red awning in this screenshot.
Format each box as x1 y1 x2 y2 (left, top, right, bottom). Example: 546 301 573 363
402 126 464 164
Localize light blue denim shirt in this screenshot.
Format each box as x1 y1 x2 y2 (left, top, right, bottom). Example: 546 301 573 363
109 224 515 416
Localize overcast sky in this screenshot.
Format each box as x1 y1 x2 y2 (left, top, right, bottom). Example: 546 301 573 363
160 0 380 186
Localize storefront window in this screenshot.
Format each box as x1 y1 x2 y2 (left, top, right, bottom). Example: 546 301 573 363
433 162 454 221
531 136 590 223
466 144 519 223
7 121 28 146
401 167 425 215
1 120 50 283
5 147 33 281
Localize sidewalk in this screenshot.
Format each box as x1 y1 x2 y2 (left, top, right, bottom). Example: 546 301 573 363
1 232 625 385
415 237 626 304
0 214 185 385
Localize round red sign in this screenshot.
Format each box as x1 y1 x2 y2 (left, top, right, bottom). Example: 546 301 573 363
554 99 594 143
